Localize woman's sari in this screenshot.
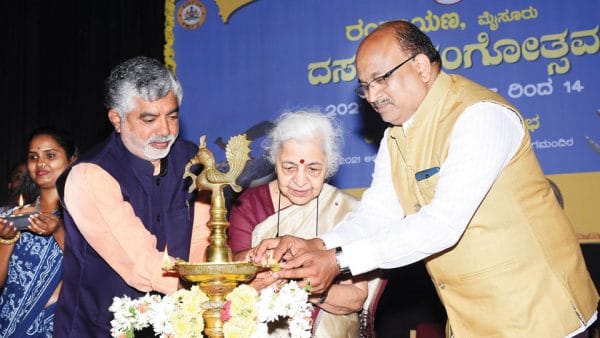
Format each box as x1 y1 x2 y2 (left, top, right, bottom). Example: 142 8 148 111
0 230 62 337
252 183 363 337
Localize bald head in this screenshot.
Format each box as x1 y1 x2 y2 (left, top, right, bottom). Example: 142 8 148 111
358 20 442 72
354 20 442 125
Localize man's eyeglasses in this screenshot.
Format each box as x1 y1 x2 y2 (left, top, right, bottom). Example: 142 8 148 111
354 54 417 99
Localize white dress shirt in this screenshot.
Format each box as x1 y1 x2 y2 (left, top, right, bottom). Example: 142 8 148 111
321 101 597 336
321 102 524 272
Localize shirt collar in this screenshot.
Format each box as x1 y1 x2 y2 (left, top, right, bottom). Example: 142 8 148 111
401 115 416 135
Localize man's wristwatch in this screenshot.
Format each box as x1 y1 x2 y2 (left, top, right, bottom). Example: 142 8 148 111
334 246 350 274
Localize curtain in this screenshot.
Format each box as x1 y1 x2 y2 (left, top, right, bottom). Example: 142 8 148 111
0 1 166 201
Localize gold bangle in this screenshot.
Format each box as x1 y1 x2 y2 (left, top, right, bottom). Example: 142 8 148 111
0 231 20 245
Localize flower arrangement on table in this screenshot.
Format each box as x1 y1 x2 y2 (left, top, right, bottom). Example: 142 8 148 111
109 281 313 338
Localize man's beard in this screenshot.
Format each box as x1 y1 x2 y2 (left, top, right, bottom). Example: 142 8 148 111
143 134 177 160
120 122 178 161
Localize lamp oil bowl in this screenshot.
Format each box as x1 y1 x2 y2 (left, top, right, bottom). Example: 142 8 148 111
3 213 37 231
174 261 259 284
177 134 256 338
2 194 37 231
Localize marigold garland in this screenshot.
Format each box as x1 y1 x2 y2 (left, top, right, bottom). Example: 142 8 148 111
164 0 176 74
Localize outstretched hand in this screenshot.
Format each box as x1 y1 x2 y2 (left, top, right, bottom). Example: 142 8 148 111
0 219 19 241
28 213 62 236
277 249 340 294
248 271 281 291
252 235 325 264
251 236 339 293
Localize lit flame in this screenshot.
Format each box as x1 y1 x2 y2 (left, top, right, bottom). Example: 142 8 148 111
162 246 173 270
18 194 24 208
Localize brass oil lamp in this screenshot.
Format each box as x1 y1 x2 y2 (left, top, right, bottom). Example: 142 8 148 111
173 134 259 337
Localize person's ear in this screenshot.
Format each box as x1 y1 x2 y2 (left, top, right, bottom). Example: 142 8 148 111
414 54 432 83
108 110 122 133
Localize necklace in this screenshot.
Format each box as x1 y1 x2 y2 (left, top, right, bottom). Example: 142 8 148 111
275 192 319 237
35 196 59 214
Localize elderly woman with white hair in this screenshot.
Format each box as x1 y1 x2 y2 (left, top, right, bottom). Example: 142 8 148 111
228 110 373 337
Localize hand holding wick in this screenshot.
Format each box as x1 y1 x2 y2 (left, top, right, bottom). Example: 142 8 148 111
252 235 326 264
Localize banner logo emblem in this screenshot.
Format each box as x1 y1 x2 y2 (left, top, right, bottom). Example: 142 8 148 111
178 0 206 30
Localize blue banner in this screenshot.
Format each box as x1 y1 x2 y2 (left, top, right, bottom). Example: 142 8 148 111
171 0 600 237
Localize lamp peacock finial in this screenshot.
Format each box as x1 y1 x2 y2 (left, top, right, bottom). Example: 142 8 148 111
183 134 251 194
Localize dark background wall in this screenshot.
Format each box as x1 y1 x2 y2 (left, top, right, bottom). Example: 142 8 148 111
0 2 597 337
0 1 166 201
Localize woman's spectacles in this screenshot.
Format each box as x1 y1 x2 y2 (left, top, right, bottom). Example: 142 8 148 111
354 54 417 99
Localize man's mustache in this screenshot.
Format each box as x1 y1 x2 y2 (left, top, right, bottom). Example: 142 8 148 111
148 134 176 143
371 98 391 110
